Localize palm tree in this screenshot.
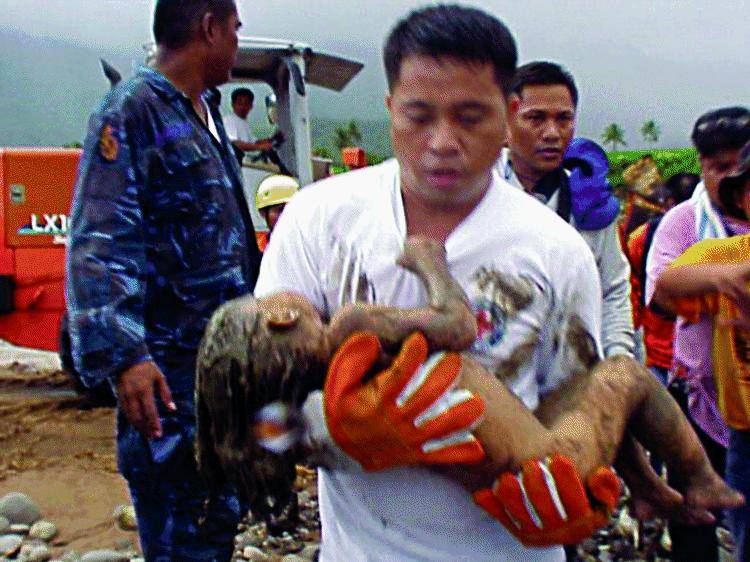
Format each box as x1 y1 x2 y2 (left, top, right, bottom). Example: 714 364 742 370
346 120 362 145
601 124 627 151
640 120 660 145
333 120 363 150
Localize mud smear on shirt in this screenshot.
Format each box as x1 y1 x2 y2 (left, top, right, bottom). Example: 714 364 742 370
536 313 599 427
472 267 534 317
472 267 537 382
493 331 540 382
328 243 375 307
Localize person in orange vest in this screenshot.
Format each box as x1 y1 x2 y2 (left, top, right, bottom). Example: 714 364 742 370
255 174 299 252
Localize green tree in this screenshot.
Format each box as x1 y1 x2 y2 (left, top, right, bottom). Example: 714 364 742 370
640 120 661 145
601 124 627 151
312 145 333 159
347 120 362 145
333 119 363 150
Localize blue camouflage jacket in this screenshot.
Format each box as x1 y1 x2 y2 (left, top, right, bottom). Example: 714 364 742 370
66 66 261 401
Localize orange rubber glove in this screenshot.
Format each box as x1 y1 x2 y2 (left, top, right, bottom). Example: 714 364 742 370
473 454 621 547
324 331 485 471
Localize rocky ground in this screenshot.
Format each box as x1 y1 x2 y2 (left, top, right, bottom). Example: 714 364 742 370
0 343 738 561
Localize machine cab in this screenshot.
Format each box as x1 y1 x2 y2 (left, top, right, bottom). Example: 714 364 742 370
148 37 363 230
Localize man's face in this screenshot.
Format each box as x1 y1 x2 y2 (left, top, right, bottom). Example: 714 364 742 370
700 148 742 207
260 203 286 233
386 55 507 208
233 95 253 119
507 84 576 180
206 10 241 86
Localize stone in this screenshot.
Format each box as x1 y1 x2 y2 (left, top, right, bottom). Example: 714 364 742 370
29 521 58 542
242 546 269 561
235 534 260 550
112 506 137 532
0 516 8 534
280 555 306 562
0 493 41 525
79 550 130 562
0 534 23 558
18 543 53 562
299 544 319 561
10 523 30 534
59 551 82 562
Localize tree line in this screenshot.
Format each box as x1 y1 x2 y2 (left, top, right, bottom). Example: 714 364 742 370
601 120 661 151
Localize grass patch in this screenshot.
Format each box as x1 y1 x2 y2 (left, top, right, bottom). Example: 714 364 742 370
607 147 700 188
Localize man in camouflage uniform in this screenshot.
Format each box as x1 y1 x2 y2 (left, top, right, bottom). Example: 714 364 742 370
66 1 260 559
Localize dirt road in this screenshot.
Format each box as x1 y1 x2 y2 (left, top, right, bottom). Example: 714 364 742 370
0 369 137 557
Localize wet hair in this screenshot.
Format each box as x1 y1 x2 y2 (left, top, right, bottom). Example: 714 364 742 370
383 4 517 95
691 106 750 157
663 172 699 205
231 87 254 104
510 61 579 107
153 0 237 49
195 296 326 526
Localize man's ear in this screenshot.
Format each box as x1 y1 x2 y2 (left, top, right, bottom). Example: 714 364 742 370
385 93 393 116
200 12 219 46
507 93 521 118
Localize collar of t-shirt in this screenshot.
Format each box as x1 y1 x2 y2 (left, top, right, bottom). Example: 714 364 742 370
505 155 572 223
203 99 220 142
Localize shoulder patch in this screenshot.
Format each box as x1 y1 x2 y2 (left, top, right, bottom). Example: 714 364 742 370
99 124 119 162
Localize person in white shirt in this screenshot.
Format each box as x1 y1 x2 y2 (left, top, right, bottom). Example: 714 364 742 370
249 6 742 559
497 62 634 359
223 87 280 163
254 6 606 561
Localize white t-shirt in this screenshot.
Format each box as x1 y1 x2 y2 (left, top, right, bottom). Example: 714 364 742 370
495 148 634 358
255 159 602 562
222 112 256 143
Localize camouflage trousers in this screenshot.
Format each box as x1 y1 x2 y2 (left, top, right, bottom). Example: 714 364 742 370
117 410 245 561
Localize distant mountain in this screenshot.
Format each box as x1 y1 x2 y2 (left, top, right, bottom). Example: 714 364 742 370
0 29 390 152
0 28 142 146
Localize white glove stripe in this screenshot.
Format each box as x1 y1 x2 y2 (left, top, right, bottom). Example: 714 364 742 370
421 429 477 453
541 457 568 521
503 506 523 530
413 388 475 428
396 351 450 408
517 473 544 530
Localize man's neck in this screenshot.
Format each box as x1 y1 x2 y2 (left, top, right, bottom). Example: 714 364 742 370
508 150 544 193
153 46 208 107
401 177 490 243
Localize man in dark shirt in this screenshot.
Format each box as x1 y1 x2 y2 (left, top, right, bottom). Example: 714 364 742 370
66 1 261 559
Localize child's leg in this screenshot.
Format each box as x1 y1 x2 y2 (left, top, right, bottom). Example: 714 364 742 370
451 353 744 518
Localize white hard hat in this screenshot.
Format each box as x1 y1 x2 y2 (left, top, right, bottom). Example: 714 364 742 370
256 175 299 210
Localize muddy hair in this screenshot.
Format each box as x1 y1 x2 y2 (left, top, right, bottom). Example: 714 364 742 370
195 295 326 524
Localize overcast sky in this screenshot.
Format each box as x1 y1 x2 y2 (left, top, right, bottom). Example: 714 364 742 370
2 0 749 148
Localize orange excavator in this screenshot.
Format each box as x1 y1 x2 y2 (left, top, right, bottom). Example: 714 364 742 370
0 148 79 351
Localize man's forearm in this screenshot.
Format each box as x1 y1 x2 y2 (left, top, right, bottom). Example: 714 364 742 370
232 139 272 152
653 264 719 311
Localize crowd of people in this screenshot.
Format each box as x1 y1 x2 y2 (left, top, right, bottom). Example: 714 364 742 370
63 0 750 560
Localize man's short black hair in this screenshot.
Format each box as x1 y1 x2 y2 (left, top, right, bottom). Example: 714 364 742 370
510 61 579 107
153 0 237 50
231 88 254 104
383 4 517 95
691 106 750 157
